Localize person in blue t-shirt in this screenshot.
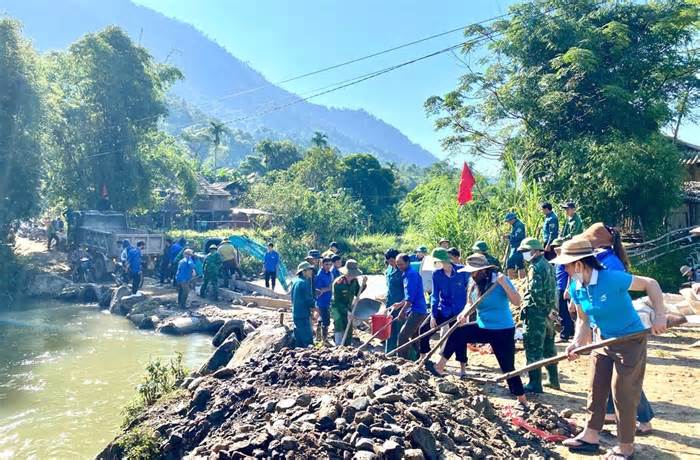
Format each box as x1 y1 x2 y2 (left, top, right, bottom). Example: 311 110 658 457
175 249 196 309
553 239 666 459
263 242 280 290
420 248 468 375
436 253 526 405
581 222 656 437
313 257 334 342
126 241 145 295
391 253 428 360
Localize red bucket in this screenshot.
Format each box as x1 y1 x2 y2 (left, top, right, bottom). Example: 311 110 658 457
371 314 393 341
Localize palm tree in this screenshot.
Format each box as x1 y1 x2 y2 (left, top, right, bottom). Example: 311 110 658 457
208 120 228 169
311 131 328 148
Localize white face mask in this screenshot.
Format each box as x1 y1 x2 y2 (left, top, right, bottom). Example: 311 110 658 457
523 251 534 262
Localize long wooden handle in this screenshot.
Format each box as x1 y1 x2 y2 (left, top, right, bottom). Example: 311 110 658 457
385 315 436 357
416 282 499 366
340 281 365 346
495 314 688 382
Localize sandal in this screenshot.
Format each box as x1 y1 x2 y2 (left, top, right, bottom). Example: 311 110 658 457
635 427 653 436
602 448 635 459
562 438 600 454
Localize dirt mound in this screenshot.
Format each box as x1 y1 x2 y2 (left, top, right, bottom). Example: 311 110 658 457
101 347 560 460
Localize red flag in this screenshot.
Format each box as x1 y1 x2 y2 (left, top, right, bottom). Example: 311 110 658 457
457 162 475 205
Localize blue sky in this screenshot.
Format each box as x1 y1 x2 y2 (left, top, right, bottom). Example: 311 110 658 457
134 0 699 173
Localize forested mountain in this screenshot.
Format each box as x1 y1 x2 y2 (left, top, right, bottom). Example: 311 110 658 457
0 0 436 165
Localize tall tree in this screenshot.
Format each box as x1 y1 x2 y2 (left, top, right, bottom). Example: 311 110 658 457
426 0 698 230
208 120 228 169
256 139 301 171
340 154 405 232
46 26 183 211
311 131 328 148
0 19 44 241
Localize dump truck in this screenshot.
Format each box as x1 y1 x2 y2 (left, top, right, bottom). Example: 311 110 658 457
67 210 166 280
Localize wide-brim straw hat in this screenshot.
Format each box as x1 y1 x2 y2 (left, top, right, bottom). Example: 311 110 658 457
340 259 363 276
580 222 613 249
458 253 496 273
296 261 313 275
550 238 595 265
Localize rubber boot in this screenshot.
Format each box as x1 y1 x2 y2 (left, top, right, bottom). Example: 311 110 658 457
523 369 543 393
545 365 560 389
334 332 343 346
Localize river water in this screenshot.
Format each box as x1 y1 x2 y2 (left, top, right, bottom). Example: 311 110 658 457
0 300 213 459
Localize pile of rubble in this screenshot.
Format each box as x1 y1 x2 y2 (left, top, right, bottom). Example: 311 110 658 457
100 341 560 460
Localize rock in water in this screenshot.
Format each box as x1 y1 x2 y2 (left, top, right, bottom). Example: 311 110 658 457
157 315 210 335
108 286 135 315
26 272 71 298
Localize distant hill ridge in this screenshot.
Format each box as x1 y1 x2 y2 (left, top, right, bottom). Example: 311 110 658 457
0 0 437 166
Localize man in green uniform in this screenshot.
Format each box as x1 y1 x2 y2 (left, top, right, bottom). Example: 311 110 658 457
291 261 315 348
331 259 367 346
199 244 222 300
471 241 502 272
383 248 405 353
560 201 583 240
517 237 559 393
503 212 527 279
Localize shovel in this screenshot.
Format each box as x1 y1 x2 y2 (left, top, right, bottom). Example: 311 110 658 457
494 314 688 382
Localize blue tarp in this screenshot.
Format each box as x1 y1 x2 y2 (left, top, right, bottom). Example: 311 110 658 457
226 235 289 290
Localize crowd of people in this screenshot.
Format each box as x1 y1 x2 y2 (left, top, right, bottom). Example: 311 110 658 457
288 202 667 460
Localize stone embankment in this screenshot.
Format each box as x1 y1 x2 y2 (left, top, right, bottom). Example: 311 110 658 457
99 324 571 460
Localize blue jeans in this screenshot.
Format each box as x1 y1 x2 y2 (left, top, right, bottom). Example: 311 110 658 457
607 389 654 423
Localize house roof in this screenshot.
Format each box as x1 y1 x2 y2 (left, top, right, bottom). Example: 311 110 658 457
196 176 231 197
683 181 700 203
677 138 700 165
231 208 272 216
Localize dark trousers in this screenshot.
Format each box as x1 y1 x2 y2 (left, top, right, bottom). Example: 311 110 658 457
443 323 524 396
558 291 575 338
159 263 169 284
48 234 58 250
397 312 429 360
223 260 243 286
264 270 277 290
419 315 465 362
131 272 141 295
200 275 219 300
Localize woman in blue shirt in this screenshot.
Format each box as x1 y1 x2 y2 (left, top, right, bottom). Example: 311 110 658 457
554 238 666 460
582 223 656 437
436 254 527 404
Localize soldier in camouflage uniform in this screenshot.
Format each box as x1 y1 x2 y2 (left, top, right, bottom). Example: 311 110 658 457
517 237 560 393
200 244 222 300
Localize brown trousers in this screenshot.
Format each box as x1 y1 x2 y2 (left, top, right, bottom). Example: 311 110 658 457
587 335 647 444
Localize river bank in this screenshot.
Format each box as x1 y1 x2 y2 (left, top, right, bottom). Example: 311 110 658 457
0 299 213 459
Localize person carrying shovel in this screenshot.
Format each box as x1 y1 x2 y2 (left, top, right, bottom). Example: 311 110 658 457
435 253 527 406
330 259 367 346
554 238 667 459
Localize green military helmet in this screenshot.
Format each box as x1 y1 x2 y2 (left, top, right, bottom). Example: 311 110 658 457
550 237 565 248
471 240 490 253
517 237 544 252
296 261 313 275
431 247 450 262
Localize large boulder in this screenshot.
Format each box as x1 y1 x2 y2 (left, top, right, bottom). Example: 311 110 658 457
227 324 292 369
108 286 131 314
110 291 147 316
212 318 246 347
199 335 241 375
27 272 71 298
157 314 217 335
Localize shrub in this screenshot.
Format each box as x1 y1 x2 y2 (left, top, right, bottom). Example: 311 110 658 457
113 426 160 460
